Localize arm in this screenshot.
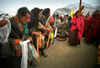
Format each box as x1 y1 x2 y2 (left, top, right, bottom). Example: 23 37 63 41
46 19 52 29
37 22 45 29
1 38 21 58
38 22 52 31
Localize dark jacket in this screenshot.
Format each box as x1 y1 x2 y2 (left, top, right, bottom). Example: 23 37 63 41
0 16 24 68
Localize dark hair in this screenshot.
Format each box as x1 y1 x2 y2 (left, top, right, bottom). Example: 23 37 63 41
66 14 69 17
31 7 41 28
92 10 99 16
74 11 79 16
17 7 31 17
56 14 59 18
42 8 50 15
40 9 43 12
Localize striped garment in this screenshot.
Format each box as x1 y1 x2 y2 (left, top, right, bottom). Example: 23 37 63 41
97 45 100 65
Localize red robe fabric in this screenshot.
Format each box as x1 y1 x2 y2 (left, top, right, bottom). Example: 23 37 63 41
92 20 100 46
70 16 84 39
92 20 100 38
84 14 100 42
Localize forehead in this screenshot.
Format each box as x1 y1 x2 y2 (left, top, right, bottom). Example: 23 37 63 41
22 13 30 19
26 13 30 17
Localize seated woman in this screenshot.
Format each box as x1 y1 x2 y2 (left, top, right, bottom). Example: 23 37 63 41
56 15 69 41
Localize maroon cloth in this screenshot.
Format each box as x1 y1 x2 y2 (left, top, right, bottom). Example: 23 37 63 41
92 20 100 46
84 19 88 36
96 35 100 46
92 20 100 38
84 16 94 32
84 27 94 42
68 29 80 45
84 14 100 42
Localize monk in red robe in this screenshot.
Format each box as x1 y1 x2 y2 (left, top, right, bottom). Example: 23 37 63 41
68 11 84 45
84 10 100 45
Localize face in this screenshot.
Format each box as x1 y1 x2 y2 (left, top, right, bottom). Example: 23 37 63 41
95 11 99 16
20 13 30 24
48 11 50 17
76 12 79 17
38 12 42 19
46 11 50 18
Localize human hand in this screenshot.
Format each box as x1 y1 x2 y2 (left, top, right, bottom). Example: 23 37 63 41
19 37 32 46
54 27 56 29
44 28 52 31
32 32 41 37
0 19 8 27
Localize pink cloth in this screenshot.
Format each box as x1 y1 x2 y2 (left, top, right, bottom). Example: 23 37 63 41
70 16 84 39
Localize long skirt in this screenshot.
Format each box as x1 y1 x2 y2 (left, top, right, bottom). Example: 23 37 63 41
68 29 80 45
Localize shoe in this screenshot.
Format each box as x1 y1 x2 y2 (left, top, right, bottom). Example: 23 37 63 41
70 43 77 46
52 42 54 44
87 42 90 45
41 50 48 57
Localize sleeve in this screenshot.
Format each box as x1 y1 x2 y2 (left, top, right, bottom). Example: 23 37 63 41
1 38 22 58
77 16 84 31
50 22 54 26
28 31 32 35
45 19 52 29
27 19 34 29
47 22 52 29
71 16 77 25
37 22 45 29
39 18 43 25
37 22 44 33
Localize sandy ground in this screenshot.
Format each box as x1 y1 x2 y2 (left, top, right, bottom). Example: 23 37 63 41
28 37 98 68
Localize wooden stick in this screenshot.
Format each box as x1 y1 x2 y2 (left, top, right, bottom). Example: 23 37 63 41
79 0 82 18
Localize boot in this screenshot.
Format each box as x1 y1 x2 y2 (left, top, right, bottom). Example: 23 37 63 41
41 50 48 57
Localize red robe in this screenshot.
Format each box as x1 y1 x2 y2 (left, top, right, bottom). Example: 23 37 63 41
92 20 100 46
84 14 100 42
70 16 84 39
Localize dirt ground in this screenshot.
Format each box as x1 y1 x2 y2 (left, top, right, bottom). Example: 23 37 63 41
28 37 98 68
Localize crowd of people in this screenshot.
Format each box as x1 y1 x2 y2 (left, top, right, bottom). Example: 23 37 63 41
0 6 100 68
